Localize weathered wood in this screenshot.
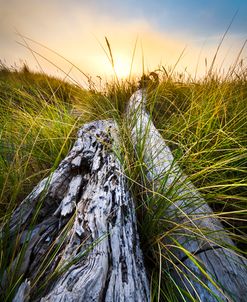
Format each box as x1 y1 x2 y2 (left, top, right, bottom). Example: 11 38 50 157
7 120 149 301
12 280 30 302
127 89 247 301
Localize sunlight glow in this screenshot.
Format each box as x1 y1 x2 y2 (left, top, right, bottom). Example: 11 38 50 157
113 55 131 79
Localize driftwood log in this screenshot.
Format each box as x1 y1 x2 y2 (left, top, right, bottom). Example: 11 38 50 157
4 88 247 301
6 120 149 301
127 89 247 302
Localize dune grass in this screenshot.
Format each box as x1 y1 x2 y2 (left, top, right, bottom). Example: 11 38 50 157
127 76 247 301
0 61 246 301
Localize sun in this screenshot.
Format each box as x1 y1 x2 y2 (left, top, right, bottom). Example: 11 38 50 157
113 55 130 79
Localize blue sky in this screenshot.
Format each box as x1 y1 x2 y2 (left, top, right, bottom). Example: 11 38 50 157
0 0 246 81
84 0 247 36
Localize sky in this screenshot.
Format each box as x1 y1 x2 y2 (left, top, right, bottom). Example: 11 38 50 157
0 0 246 85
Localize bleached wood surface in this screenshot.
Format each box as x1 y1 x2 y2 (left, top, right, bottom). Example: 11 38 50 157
8 120 149 302
127 89 247 302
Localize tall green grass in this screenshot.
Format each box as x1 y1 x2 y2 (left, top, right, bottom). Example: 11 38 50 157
128 75 247 300
0 58 246 301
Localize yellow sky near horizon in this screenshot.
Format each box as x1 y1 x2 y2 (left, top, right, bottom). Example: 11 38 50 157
1 0 246 86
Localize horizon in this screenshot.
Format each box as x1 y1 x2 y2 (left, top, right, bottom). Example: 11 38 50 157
1 0 247 86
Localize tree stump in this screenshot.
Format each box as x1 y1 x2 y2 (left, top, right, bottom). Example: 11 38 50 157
127 89 247 302
6 120 149 302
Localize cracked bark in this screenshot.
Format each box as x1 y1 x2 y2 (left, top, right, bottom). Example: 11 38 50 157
7 120 149 302
127 89 247 302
